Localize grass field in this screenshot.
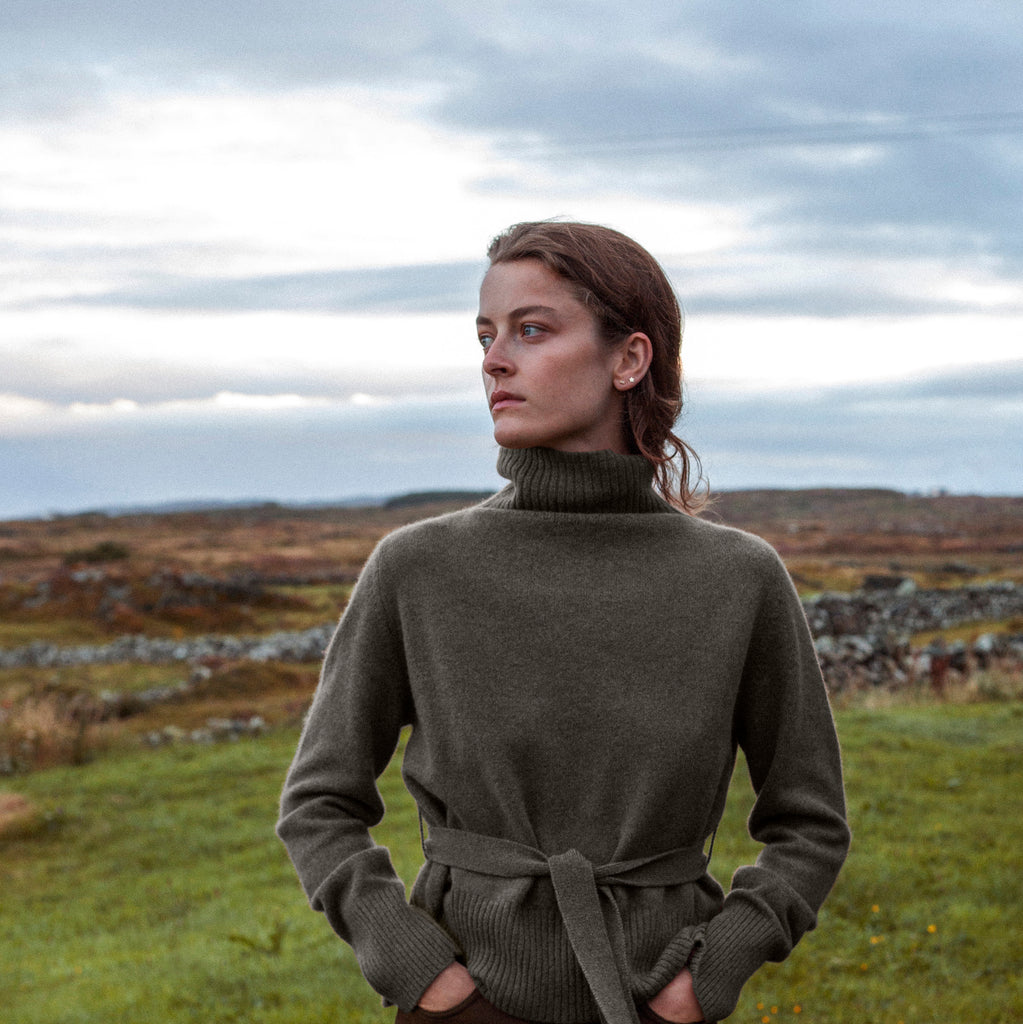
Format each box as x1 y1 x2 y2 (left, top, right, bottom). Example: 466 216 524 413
2 700 1021 1024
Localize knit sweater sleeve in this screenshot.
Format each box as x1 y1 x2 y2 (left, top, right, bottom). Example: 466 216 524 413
275 543 459 1012
688 541 851 1022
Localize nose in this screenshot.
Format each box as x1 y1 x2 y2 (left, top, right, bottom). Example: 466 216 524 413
481 332 512 377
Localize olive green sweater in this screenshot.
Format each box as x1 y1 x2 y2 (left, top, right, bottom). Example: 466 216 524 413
277 446 850 1023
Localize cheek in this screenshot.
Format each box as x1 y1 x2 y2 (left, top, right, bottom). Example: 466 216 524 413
567 352 616 400
561 340 612 379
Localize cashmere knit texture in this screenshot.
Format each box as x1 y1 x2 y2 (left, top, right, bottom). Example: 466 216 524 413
277 446 851 1023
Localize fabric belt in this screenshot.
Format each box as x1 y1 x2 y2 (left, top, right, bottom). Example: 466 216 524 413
422 825 710 1024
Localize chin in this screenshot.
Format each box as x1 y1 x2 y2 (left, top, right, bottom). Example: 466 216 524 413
492 423 541 449
493 433 535 449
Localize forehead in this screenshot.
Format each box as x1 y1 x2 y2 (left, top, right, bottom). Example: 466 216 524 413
478 259 586 314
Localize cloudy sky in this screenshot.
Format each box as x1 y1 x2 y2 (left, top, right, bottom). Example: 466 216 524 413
2 2 1022 518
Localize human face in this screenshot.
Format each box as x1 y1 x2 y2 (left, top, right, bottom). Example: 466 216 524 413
477 259 628 453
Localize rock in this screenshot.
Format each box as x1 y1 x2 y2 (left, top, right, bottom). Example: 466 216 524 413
0 622 336 669
814 636 838 657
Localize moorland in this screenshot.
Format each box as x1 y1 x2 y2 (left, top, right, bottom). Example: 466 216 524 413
1 488 1021 1023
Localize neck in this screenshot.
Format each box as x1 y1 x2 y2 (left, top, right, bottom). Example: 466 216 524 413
486 446 671 514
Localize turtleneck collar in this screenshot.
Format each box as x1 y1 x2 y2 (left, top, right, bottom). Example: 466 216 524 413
484 446 672 514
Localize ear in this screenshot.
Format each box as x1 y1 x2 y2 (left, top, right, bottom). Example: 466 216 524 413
612 332 654 390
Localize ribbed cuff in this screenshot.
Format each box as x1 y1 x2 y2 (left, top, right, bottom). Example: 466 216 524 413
348 888 460 1012
637 922 704 1000
688 902 783 1023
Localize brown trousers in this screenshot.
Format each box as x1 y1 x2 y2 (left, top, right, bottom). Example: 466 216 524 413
395 989 703 1024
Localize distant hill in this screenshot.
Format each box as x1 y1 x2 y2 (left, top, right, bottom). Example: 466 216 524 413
7 488 1021 548
383 490 495 510
706 487 1023 541
78 495 390 517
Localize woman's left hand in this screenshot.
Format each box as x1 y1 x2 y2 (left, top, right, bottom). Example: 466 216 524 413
416 963 478 1011
647 967 705 1023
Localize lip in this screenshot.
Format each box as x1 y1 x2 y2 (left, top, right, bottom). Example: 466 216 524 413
489 390 525 411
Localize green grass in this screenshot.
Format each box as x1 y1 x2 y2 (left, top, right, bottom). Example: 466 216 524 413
248 584 351 632
0 662 190 699
2 704 1021 1023
0 617 114 647
725 703 1023 1024
1 734 386 1024
910 615 1023 646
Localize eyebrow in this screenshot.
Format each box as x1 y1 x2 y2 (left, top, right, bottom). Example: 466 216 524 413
476 305 560 326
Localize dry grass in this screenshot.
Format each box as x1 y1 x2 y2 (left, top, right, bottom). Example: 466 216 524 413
1 661 318 775
0 690 98 773
0 792 44 840
0 500 475 581
968 667 1023 702
831 664 1023 711
3 491 1018 587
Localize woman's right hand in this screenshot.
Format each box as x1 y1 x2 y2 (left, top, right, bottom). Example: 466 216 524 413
416 962 478 1011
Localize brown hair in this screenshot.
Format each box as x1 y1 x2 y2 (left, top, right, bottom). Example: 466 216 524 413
486 220 705 512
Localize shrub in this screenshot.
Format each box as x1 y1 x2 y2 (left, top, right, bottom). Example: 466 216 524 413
62 540 132 564
0 685 102 773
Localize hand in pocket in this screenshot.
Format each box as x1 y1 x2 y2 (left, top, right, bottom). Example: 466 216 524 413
646 967 705 1023
417 962 478 1011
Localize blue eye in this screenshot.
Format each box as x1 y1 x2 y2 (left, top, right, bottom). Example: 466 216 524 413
522 324 542 337
478 333 494 351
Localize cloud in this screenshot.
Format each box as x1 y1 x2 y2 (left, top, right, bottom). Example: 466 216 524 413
14 245 1023 322
1 360 1020 519
427 5 1023 272
0 0 467 107
14 261 486 315
2 0 1021 486
0 390 350 438
0 392 501 518
0 336 485 406
901 360 1023 400
4 2 1021 312
685 360 1023 494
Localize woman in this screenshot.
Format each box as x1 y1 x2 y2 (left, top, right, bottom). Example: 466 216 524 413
277 221 850 1024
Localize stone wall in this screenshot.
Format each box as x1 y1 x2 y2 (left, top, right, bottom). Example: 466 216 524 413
2 581 1021 694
